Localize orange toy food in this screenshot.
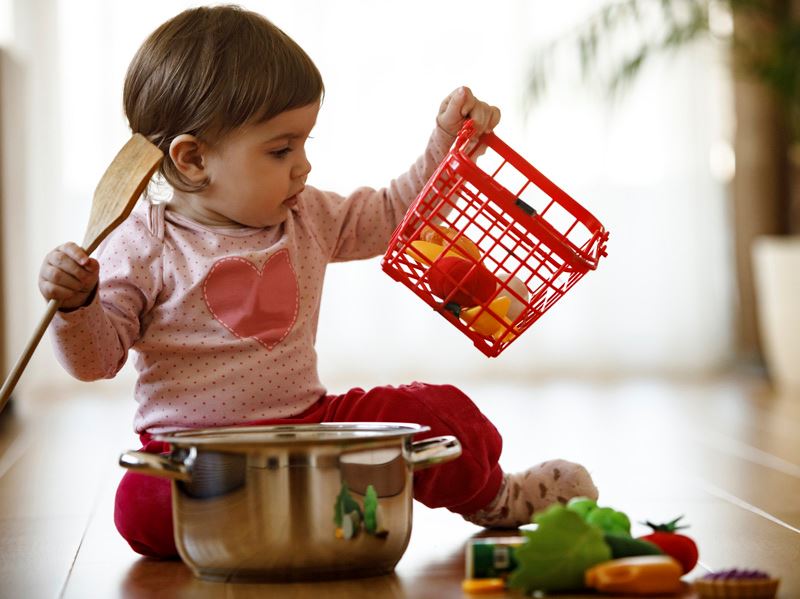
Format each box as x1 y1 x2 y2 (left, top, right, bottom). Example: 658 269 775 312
427 256 496 307
420 225 482 261
584 555 683 595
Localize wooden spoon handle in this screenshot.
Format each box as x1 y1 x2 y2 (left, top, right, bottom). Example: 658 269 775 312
0 299 61 412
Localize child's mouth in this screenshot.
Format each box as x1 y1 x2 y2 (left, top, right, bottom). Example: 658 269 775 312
284 187 304 208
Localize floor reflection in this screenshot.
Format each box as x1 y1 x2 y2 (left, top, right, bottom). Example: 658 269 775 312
121 557 409 599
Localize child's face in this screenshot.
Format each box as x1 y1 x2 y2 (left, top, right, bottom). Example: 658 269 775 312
200 101 320 228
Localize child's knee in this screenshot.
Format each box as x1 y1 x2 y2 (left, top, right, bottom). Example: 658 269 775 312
114 471 177 559
400 383 492 427
400 383 502 463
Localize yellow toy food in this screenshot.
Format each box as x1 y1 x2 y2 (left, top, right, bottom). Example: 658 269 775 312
461 578 505 594
405 239 478 264
405 240 446 265
584 555 683 595
420 225 482 261
492 315 518 343
460 296 510 336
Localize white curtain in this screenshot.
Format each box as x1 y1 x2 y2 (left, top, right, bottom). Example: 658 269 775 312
1 0 734 394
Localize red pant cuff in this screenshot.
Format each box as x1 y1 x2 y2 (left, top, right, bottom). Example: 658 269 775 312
448 464 504 515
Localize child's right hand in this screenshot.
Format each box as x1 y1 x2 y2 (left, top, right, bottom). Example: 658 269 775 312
38 242 100 310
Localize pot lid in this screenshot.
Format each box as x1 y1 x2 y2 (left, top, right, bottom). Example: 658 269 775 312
155 422 430 447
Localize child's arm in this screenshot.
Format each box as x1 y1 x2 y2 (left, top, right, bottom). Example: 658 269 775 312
305 87 500 262
424 86 501 228
42 214 163 381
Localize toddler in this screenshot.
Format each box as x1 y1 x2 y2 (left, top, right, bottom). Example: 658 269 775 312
39 5 598 558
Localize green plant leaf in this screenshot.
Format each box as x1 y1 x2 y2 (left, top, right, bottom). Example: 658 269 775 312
507 504 612 593
527 0 799 140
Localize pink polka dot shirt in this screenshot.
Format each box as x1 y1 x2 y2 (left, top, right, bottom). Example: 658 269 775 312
49 126 455 434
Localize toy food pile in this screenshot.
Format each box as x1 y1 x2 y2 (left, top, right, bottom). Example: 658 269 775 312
461 498 781 597
404 225 531 342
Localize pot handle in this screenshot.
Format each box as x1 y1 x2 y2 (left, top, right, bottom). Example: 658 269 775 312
409 435 462 471
118 447 196 482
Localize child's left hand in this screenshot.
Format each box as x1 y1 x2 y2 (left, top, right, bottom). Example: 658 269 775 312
437 86 501 139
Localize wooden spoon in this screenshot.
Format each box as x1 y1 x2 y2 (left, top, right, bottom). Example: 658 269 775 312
0 134 163 413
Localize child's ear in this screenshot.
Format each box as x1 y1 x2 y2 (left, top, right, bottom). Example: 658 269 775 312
169 134 207 184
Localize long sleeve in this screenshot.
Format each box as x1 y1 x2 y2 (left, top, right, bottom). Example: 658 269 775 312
42 125 457 433
48 211 164 381
301 125 455 262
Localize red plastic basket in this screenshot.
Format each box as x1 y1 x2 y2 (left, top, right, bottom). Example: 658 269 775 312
381 120 609 357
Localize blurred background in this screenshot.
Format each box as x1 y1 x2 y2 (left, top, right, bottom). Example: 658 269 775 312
0 0 797 398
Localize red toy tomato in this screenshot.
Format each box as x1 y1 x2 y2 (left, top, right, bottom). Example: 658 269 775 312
638 516 699 574
427 256 496 307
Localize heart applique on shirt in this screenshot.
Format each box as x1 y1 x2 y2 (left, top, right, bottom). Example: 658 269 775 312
203 249 299 350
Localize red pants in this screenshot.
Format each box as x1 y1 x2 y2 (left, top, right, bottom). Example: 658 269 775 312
114 382 504 558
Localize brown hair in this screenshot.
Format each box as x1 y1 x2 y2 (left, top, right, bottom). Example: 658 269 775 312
123 5 324 191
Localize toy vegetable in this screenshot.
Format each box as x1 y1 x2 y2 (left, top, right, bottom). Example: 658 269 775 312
604 534 664 559
566 497 632 536
427 255 496 306
507 505 611 593
638 516 699 574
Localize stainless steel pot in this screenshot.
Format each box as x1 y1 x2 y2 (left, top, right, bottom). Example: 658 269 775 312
119 422 461 582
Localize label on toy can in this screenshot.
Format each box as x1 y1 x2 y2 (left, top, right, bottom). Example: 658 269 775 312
465 536 526 579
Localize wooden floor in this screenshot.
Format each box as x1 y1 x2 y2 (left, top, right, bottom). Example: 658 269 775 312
1 374 798 599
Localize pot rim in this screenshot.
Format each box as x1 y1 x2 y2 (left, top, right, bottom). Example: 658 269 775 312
155 422 431 448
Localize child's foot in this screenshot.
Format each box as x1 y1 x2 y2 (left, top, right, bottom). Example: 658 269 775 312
463 459 598 528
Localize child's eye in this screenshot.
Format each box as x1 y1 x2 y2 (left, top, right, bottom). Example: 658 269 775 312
271 147 292 158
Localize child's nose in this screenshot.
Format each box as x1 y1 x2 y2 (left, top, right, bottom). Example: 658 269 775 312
292 154 312 179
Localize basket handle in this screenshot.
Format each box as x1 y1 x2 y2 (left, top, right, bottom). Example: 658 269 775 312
455 119 476 149
454 119 487 160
